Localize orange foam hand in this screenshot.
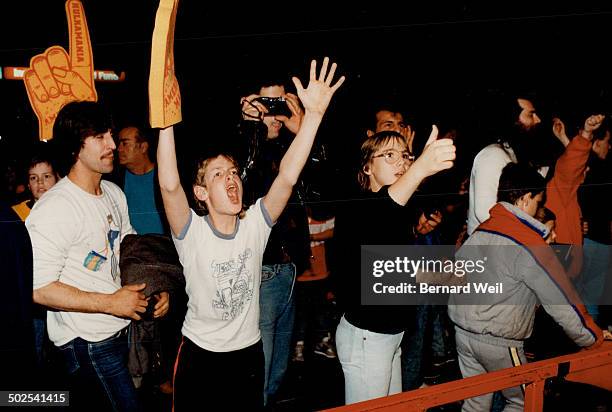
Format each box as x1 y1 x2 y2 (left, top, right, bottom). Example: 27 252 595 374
23 0 97 140
149 0 182 128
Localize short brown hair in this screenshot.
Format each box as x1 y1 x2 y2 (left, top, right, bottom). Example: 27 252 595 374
357 131 407 191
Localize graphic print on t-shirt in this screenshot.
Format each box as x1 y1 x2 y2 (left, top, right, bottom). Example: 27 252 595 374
82 213 120 280
211 248 254 320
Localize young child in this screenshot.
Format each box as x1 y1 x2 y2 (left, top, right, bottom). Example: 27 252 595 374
12 151 60 222
156 58 344 410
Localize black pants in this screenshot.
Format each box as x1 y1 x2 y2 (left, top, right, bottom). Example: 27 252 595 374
173 337 264 411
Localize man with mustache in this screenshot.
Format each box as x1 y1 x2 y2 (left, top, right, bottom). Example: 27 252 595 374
26 102 169 411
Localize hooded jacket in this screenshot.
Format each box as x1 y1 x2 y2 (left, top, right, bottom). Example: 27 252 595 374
448 202 602 348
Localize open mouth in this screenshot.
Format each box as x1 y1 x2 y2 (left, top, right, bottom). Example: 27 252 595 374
226 183 240 204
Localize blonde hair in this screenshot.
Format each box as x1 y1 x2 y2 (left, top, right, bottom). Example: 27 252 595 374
357 131 407 191
192 153 245 218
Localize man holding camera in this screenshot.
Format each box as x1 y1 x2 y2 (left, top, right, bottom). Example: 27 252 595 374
239 79 311 406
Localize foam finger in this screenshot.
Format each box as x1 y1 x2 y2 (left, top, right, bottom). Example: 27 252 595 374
32 56 60 98
47 46 71 95
66 0 93 70
24 70 48 102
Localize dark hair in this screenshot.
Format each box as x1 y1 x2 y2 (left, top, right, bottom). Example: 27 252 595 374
119 126 157 160
497 162 546 205
366 99 411 133
53 101 113 170
25 142 60 181
535 206 556 224
357 131 407 191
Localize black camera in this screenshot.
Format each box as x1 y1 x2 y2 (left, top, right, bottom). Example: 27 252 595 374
255 96 292 117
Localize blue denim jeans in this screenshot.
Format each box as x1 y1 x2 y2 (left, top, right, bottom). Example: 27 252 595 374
401 304 429 390
58 327 138 412
575 238 610 322
259 263 296 404
33 317 46 367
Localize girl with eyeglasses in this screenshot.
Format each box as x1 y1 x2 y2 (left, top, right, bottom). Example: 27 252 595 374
333 128 455 404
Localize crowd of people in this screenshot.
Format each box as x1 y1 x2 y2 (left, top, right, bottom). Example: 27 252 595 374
1 54 611 412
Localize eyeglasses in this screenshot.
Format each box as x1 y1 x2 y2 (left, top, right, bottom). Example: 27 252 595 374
372 149 415 164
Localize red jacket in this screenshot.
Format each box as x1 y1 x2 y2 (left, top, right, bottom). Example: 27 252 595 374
545 135 591 277
545 135 591 244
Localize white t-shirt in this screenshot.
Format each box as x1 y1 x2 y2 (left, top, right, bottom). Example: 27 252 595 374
467 144 515 235
26 178 133 346
173 198 273 352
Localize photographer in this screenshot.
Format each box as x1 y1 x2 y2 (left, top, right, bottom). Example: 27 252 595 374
238 79 312 406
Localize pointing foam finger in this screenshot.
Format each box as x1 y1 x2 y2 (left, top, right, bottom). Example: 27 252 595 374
66 0 93 70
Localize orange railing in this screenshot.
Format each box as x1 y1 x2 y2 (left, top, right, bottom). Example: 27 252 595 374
324 341 612 412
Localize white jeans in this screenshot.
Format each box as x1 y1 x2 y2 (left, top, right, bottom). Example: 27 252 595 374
335 315 404 404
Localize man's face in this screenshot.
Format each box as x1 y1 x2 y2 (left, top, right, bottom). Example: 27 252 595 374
28 161 58 201
117 127 145 167
260 85 285 139
517 98 541 131
593 131 611 160
77 130 116 175
368 110 411 138
200 155 243 216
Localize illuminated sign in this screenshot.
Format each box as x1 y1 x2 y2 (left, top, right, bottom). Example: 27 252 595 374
2 66 126 82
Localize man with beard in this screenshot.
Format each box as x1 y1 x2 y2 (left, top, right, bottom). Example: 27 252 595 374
467 96 542 235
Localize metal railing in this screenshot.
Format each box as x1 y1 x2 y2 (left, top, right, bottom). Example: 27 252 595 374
324 342 612 412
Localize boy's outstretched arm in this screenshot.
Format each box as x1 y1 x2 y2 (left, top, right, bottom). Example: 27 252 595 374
157 126 191 237
264 57 345 222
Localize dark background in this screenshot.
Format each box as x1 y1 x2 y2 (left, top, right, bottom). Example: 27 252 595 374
2 1 612 196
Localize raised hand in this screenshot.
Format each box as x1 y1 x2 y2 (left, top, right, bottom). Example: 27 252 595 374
552 117 569 147
275 93 304 134
23 0 97 140
413 125 456 178
291 57 345 117
581 114 605 139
